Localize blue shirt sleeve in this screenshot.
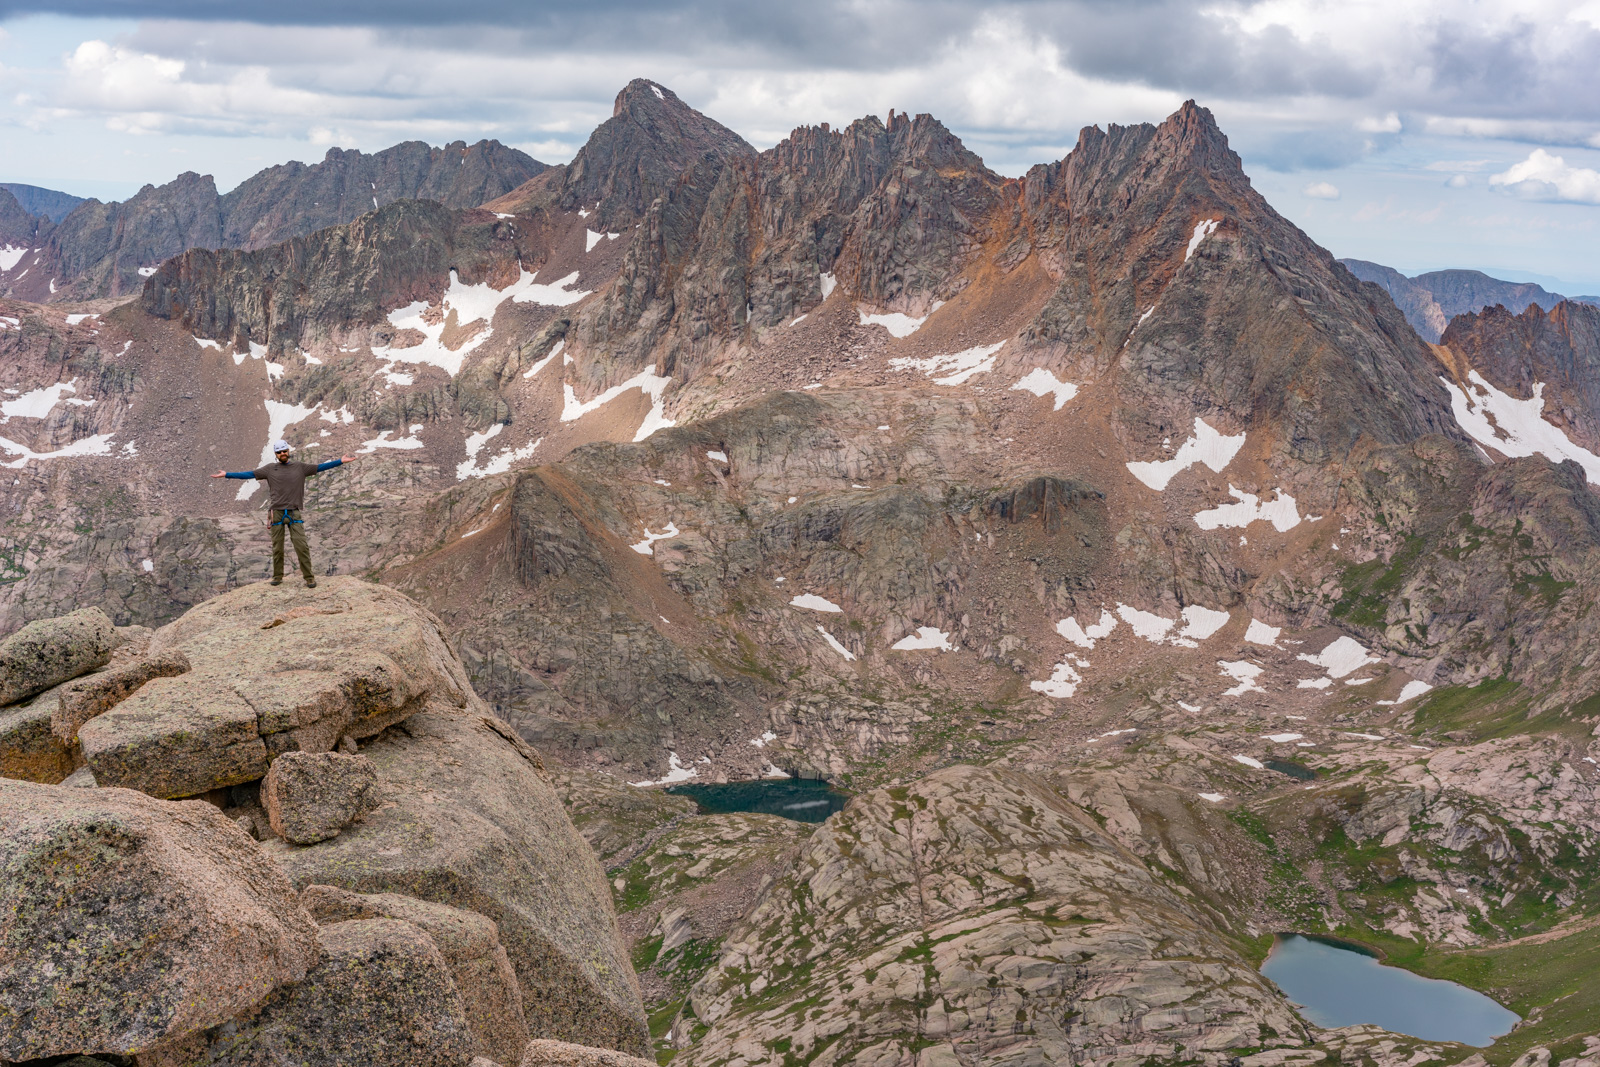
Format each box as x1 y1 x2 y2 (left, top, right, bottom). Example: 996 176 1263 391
223 471 257 479
315 459 343 473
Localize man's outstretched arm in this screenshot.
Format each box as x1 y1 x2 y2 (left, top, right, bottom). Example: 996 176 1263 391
313 455 357 473
211 469 258 479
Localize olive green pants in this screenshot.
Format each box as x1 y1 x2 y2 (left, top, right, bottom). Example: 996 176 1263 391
271 508 315 582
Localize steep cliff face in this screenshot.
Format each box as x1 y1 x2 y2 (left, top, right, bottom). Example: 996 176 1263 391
0 187 51 249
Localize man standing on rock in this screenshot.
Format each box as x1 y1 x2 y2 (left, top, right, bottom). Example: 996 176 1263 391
212 440 356 587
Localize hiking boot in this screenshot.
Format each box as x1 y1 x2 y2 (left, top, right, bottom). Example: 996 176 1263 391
305 578 318 588
270 578 282 586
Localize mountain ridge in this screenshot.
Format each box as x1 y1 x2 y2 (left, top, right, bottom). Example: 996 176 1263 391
3 80 1600 1067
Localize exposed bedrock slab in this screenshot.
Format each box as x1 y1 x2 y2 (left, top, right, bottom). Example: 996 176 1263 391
266 709 650 1056
684 765 1304 1067
52 649 192 743
0 778 320 1060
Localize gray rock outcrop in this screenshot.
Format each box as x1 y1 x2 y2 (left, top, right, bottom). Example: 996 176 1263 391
267 708 650 1055
302 884 531 1064
0 778 321 1060
520 1037 660 1067
0 605 116 705
149 918 475 1067
78 577 470 798
260 750 382 844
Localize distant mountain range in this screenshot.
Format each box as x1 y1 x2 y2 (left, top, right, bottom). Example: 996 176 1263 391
0 182 85 222
1341 257 1598 341
0 139 546 301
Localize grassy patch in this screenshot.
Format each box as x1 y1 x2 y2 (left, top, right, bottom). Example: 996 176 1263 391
1414 678 1584 743
1414 921 1600 1064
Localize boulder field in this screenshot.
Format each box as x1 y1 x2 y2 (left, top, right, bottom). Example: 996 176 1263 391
0 576 649 1065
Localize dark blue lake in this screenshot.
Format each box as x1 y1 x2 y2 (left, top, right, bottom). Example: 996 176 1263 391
665 778 849 823
1261 934 1519 1046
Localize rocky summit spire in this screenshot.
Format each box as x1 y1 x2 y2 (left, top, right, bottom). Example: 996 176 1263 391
559 78 756 228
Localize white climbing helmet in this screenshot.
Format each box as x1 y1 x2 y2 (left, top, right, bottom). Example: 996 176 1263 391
271 439 291 454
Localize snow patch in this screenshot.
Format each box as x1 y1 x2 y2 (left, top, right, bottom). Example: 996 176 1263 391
891 627 955 651
790 593 843 613
650 83 664 100
858 308 929 338
456 423 542 479
1011 368 1079 410
1118 603 1175 643
1377 680 1435 706
1245 619 1281 646
1232 754 1264 769
1057 610 1118 649
319 407 355 425
749 731 778 749
0 247 27 271
888 342 1005 386
630 752 698 787
561 369 675 442
1194 486 1303 532
1178 605 1231 641
1297 636 1378 679
1264 733 1304 743
358 430 425 453
820 272 837 300
2 381 81 421
1031 659 1083 699
522 340 563 378
1297 677 1333 689
817 626 856 661
194 337 222 351
0 432 115 468
584 229 620 252
1441 370 1600 484
630 522 680 556
1126 418 1245 491
1219 661 1266 696
1198 792 1225 803
65 313 96 325
1186 218 1221 260
141 559 153 573
706 450 728 463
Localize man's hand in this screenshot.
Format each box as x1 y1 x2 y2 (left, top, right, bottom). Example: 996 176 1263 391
340 455 356 463
211 470 226 478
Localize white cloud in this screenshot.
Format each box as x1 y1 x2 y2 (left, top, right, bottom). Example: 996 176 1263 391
1356 112 1401 134
1491 149 1600 205
1302 180 1340 199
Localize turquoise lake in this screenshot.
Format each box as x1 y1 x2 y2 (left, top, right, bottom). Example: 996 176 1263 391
665 778 850 823
1261 934 1520 1046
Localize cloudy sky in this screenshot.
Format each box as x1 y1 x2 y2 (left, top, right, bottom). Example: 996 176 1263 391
2 1 1599 292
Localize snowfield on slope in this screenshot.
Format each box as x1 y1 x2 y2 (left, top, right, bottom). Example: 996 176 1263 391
1442 370 1600 484
1127 418 1245 490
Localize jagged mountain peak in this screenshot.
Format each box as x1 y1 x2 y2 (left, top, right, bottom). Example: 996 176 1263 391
560 78 756 227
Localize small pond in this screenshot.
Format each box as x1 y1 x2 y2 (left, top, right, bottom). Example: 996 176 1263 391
666 778 850 823
1263 759 1317 781
1261 934 1519 1046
